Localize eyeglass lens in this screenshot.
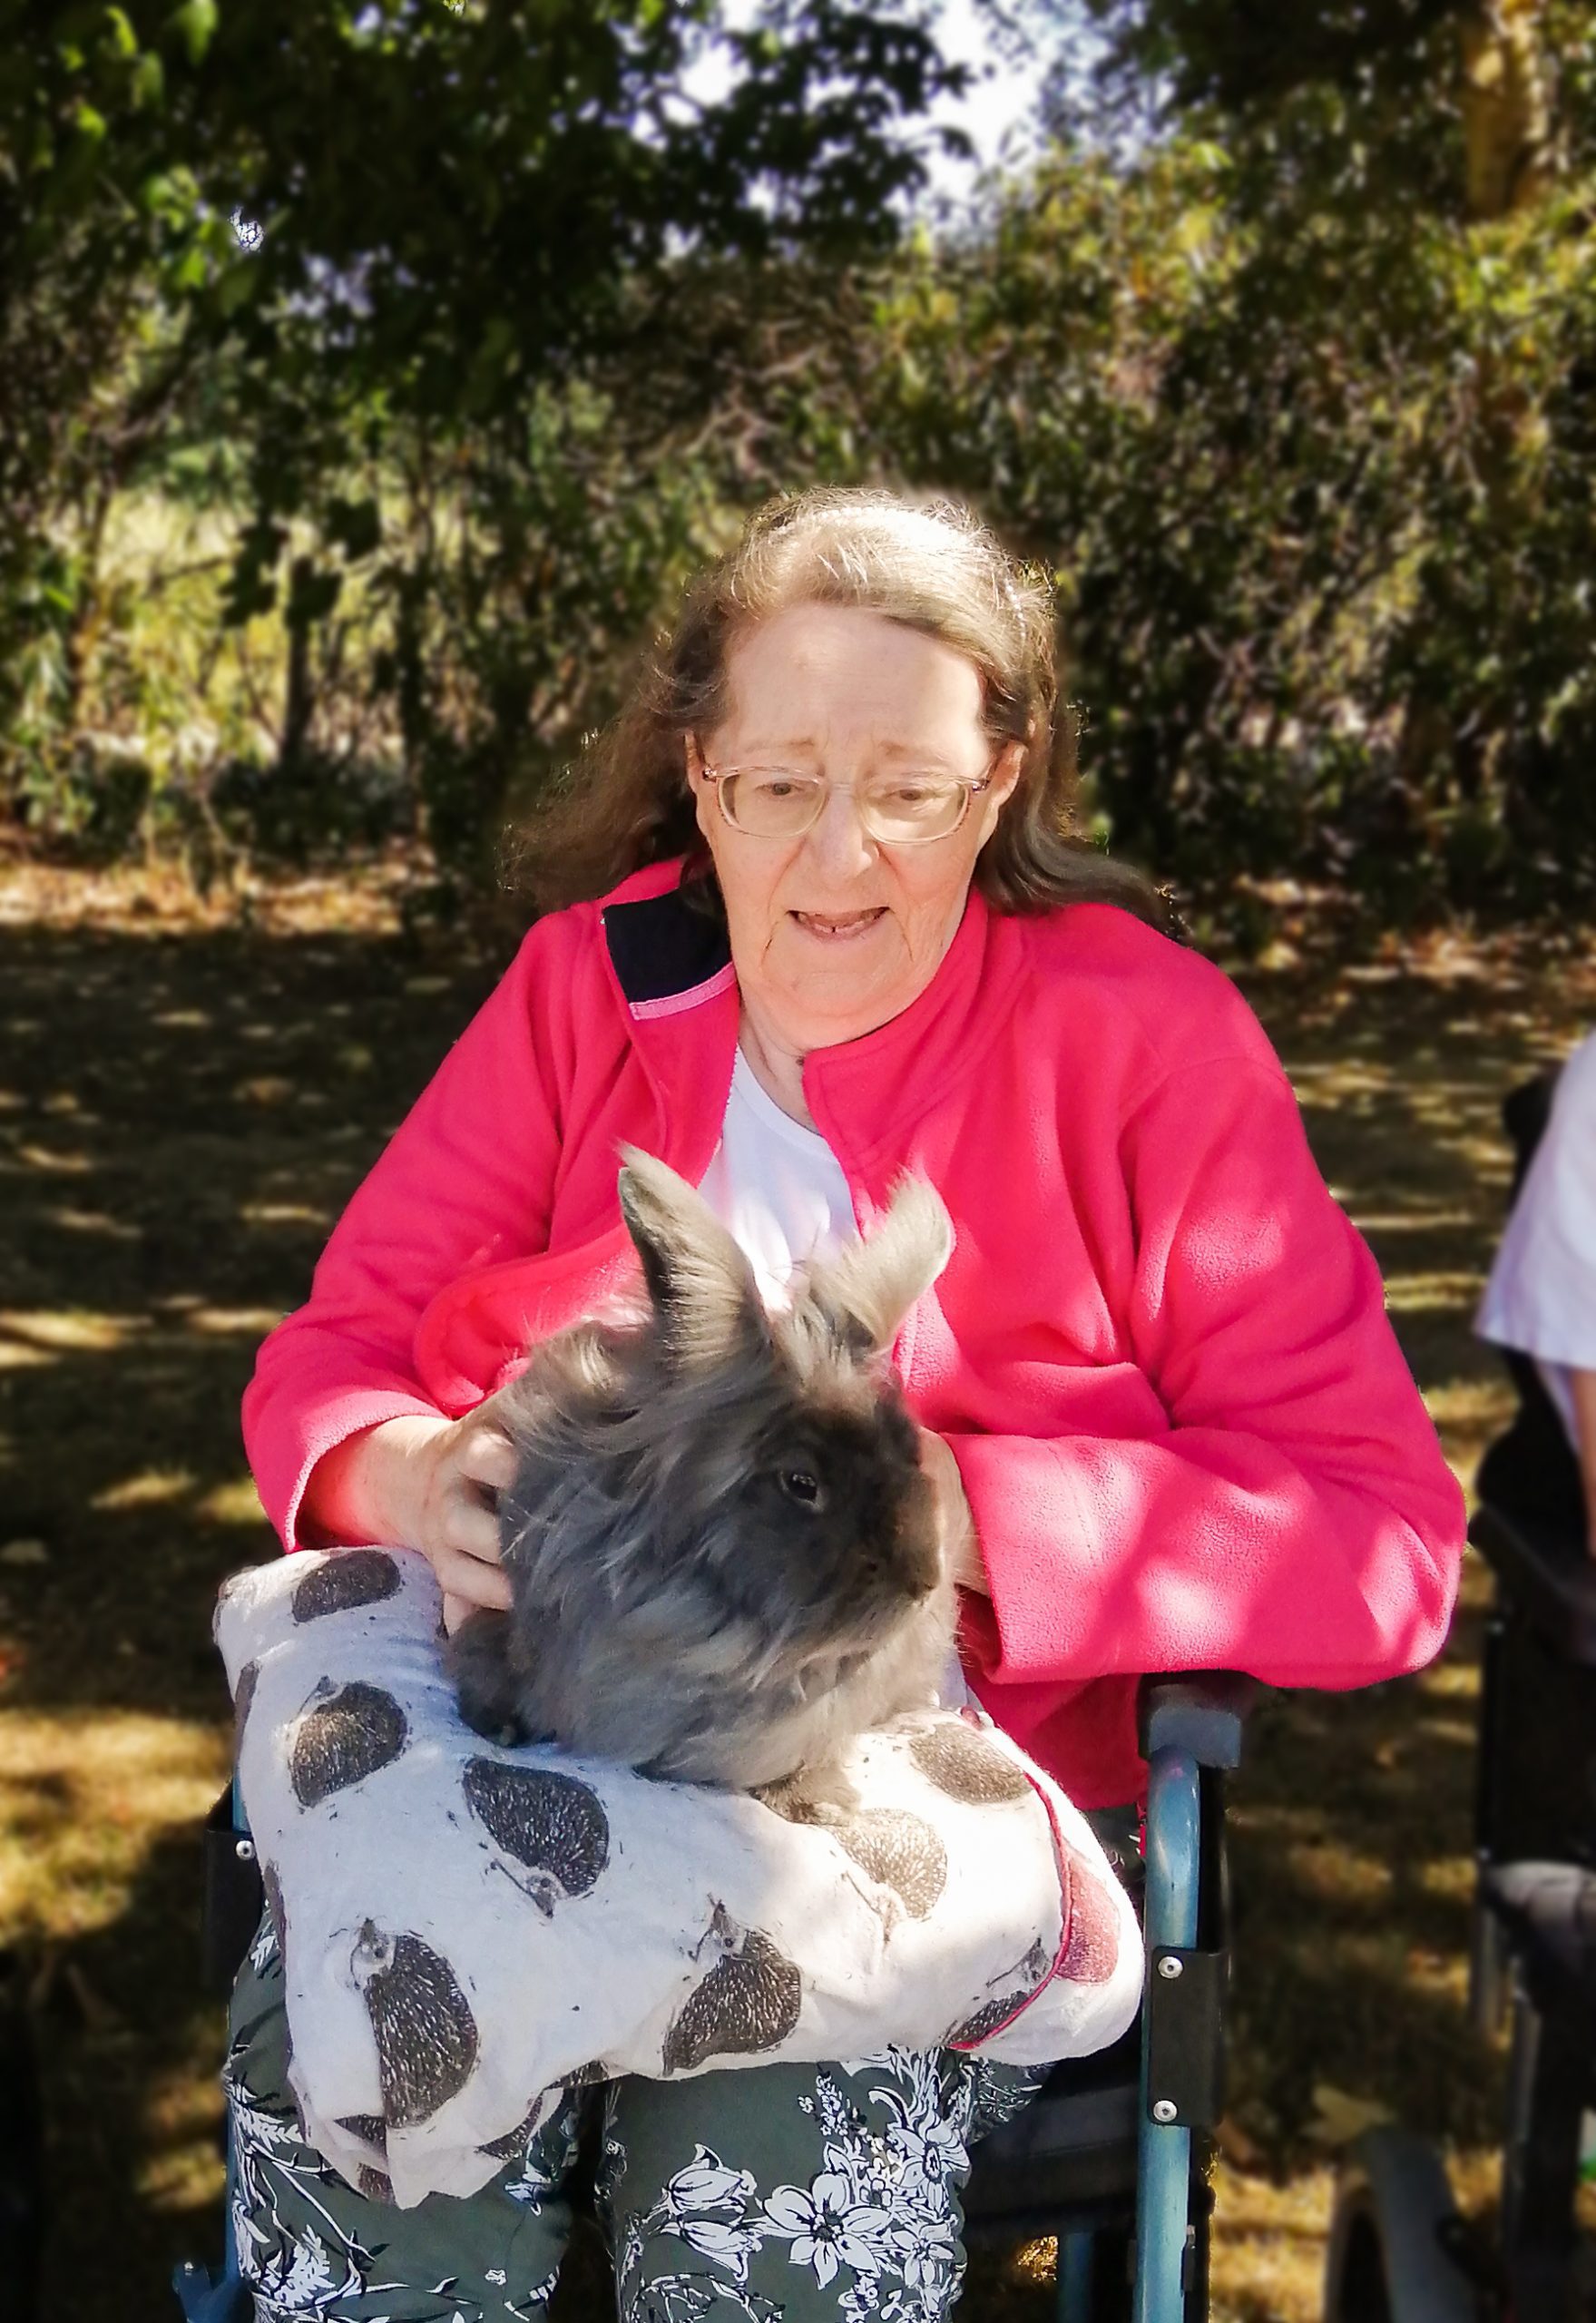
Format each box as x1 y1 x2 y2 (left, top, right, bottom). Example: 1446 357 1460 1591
721 772 970 842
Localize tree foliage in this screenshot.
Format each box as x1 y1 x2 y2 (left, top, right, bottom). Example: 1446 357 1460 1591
1 0 963 882
848 0 1596 916
1071 0 1580 217
6 0 1596 925
871 123 1596 911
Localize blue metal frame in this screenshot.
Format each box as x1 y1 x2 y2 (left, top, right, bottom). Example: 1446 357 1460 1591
1054 2224 1098 2318
1052 1741 1206 2323
1134 1745 1202 2323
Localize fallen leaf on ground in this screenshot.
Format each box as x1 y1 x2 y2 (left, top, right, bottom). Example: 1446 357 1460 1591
1305 2083 1395 2148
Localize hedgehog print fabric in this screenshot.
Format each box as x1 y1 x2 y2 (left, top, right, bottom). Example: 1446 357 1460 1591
214 1547 1141 2210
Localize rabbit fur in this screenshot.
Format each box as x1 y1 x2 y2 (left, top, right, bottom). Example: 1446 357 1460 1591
446 1145 959 1810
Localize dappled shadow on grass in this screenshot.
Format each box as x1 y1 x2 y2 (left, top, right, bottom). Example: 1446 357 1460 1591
24 1808 229 2314
2 895 1595 2319
0 903 501 2318
0 912 498 1713
1224 1580 1501 2151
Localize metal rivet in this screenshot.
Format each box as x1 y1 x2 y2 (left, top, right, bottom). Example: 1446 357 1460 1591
1157 1954 1183 1979
1151 2098 1179 2125
235 1837 256 1863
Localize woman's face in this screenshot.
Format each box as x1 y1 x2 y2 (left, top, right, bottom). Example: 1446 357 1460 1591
687 603 1021 1055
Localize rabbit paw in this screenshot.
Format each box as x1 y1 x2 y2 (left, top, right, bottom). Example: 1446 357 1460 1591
446 1611 540 1746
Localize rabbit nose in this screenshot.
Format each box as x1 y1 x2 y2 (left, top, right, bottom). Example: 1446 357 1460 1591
855 1528 933 1602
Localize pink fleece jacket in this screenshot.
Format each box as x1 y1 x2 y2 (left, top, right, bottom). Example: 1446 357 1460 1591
242 858 1466 1807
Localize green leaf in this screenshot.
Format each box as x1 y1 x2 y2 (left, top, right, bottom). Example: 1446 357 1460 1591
140 162 198 218
214 258 259 316
103 5 139 57
131 50 166 108
168 0 218 67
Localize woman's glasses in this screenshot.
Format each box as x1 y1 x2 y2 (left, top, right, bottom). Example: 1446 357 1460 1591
697 761 994 845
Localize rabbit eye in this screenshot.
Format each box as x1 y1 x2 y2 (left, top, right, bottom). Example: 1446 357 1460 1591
778 1467 824 1509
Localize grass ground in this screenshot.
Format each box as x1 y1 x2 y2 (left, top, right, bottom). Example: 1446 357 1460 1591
2 853 1592 2321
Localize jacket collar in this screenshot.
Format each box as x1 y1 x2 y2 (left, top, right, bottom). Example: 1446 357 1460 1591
602 866 732 1014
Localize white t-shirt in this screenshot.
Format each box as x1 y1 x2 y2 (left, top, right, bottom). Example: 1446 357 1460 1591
696 1048 859 1309
696 1045 969 1710
1476 1028 1596 1445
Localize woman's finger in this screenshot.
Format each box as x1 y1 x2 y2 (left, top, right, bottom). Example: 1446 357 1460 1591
457 1425 517 1495
440 1490 508 1570
432 1539 514 1612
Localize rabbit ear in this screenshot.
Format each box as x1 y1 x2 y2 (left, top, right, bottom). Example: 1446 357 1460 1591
616 1146 770 1367
805 1173 953 1357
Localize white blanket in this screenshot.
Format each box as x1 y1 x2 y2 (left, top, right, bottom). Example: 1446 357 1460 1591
214 1548 1142 2210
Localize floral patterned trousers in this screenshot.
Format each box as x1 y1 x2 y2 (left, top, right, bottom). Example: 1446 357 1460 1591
224 1810 1141 2323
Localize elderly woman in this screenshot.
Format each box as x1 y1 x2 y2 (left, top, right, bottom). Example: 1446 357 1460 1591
232 487 1465 2322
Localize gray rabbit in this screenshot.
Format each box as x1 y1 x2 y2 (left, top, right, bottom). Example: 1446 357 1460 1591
446 1146 958 1811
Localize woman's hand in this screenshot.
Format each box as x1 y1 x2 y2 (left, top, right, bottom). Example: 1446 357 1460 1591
917 1426 988 1595
301 1407 518 1632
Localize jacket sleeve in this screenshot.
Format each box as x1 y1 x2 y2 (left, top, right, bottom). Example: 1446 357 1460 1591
951 1054 1466 1692
241 920 569 1552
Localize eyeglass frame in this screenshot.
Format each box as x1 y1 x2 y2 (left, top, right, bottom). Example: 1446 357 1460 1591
688 739 1011 847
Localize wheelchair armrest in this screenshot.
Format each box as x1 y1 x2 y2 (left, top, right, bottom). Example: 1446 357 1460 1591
1470 1501 1596 1663
1137 1678 1248 2137
1138 1671 1260 1770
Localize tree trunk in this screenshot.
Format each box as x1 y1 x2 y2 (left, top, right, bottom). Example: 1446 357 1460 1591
61 469 116 730
280 554 316 775
1458 0 1557 220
